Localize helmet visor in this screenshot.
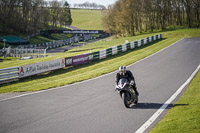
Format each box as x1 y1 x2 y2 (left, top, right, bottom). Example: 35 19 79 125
120 70 126 75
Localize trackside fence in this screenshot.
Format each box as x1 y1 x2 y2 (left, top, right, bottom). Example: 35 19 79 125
0 67 19 84
0 34 162 84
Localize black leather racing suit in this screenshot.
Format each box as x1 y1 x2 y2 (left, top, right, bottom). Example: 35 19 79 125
116 70 139 96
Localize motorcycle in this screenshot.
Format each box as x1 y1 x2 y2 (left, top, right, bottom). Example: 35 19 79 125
116 78 138 108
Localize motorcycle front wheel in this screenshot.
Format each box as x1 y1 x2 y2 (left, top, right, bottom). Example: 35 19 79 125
122 91 132 108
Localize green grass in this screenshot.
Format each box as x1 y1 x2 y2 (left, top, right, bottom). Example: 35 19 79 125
30 34 73 44
30 35 54 44
150 70 200 133
51 33 72 40
71 9 103 30
0 28 199 93
0 57 20 62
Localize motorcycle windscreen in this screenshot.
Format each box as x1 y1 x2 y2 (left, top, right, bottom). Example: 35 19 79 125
118 78 128 88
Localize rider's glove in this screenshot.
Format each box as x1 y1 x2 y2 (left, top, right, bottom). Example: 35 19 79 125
130 80 134 85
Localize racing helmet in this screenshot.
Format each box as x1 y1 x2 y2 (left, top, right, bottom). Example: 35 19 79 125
119 66 126 75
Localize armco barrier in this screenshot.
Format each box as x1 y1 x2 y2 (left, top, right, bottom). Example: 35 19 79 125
93 51 100 60
0 34 162 84
106 48 112 57
0 67 19 84
112 46 118 55
65 34 163 67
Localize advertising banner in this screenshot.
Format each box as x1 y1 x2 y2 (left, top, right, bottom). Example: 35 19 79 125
19 59 65 78
65 53 93 66
65 57 73 66
73 53 93 65
40 30 105 35
63 30 99 34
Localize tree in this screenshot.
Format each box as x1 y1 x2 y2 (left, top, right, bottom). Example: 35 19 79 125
103 0 199 36
63 1 72 25
102 5 116 34
192 0 200 27
0 0 73 35
183 0 192 27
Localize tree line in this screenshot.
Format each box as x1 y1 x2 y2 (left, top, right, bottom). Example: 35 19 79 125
73 2 106 10
103 0 200 36
0 0 72 36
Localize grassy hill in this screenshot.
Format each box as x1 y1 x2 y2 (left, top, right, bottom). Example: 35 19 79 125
71 9 104 30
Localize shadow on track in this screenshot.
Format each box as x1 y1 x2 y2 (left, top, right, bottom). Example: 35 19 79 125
130 102 188 109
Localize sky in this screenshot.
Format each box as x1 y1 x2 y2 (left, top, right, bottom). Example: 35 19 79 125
67 0 118 7
45 0 118 7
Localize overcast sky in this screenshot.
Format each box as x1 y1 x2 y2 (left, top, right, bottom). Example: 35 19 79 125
45 0 118 7
67 0 117 7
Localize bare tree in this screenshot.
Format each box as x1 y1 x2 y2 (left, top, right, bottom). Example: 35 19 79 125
183 0 192 27
103 0 199 36
192 0 200 27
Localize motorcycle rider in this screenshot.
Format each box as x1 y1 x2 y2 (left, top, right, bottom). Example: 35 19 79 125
115 66 139 96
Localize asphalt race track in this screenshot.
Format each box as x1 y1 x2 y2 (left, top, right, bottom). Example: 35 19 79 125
0 38 200 133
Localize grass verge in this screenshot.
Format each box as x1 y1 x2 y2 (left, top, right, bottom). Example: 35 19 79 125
150 70 200 133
